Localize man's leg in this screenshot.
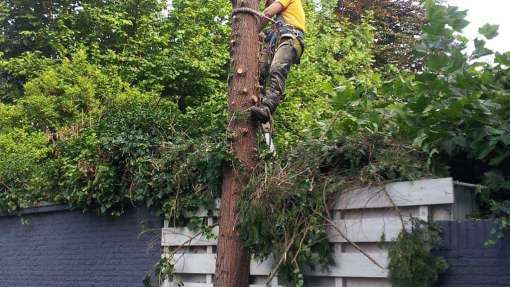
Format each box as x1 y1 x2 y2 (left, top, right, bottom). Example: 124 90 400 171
264 37 301 112
251 37 303 123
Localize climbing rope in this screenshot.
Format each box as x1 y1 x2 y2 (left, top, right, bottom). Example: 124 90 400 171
232 7 277 24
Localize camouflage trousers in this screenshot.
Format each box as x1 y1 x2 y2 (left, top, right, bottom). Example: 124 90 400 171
259 36 304 113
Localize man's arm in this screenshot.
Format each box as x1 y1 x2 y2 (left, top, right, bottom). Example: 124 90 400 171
259 1 284 30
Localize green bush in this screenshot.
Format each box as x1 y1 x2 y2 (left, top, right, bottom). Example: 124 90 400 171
388 220 448 287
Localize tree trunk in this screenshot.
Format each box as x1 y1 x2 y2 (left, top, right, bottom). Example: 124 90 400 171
214 1 260 287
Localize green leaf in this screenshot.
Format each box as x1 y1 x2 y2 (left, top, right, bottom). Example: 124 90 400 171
413 130 429 148
332 83 356 108
495 52 510 66
489 151 510 166
477 144 496 160
427 53 449 72
479 23 499 40
472 38 493 59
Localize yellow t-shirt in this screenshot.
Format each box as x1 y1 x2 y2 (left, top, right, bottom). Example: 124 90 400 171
277 0 306 32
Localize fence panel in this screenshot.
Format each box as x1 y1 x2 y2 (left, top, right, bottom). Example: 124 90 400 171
162 178 474 286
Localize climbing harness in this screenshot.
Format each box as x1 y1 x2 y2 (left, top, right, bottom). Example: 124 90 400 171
275 14 305 43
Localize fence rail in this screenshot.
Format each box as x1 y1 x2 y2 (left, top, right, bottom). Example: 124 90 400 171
162 177 474 287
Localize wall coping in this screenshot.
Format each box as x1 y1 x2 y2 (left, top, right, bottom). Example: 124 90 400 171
0 202 70 217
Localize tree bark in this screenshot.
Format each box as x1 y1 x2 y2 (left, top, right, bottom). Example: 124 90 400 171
214 1 260 287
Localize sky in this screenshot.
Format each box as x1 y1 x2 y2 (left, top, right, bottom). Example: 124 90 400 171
447 0 510 53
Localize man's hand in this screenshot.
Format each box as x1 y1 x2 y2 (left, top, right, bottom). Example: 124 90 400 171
259 1 284 31
263 1 284 18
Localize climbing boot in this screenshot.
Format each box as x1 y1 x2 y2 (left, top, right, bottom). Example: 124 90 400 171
249 105 271 124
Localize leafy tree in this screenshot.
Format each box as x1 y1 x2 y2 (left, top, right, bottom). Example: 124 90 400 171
337 0 426 70
276 0 380 148
385 0 510 200
0 128 50 211
0 0 231 110
0 48 227 215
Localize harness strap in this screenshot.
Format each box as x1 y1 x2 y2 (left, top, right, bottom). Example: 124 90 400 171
275 14 305 41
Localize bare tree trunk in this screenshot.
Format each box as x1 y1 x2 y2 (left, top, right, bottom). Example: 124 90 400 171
214 1 260 287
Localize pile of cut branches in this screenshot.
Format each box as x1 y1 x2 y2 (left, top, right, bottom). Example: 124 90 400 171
238 132 433 285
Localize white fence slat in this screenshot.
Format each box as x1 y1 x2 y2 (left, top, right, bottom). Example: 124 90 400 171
173 254 216 274
346 278 391 287
328 217 410 243
335 278 346 287
171 254 275 276
170 253 387 278
206 216 214 283
418 206 430 221
250 258 275 276
162 227 218 246
335 178 454 210
305 252 388 278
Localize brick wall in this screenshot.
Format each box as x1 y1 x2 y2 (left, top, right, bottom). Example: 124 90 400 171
0 206 161 287
434 220 510 287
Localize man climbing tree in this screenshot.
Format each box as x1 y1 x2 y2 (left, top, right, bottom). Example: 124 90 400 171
215 1 306 286
250 0 306 123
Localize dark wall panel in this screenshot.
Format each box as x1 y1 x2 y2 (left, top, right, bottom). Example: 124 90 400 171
435 220 510 287
0 207 161 287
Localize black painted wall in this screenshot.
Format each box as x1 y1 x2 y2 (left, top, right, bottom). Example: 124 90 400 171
0 207 161 287
435 220 510 287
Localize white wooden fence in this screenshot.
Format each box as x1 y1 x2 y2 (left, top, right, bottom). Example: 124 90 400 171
161 177 475 287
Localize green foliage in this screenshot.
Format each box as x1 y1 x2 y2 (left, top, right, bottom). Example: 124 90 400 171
486 200 510 246
479 23 499 40
144 257 181 287
338 0 426 70
239 132 432 285
384 0 510 200
0 128 50 211
388 220 448 287
277 0 380 149
0 48 227 216
0 0 231 110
